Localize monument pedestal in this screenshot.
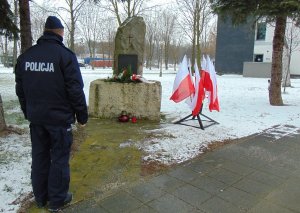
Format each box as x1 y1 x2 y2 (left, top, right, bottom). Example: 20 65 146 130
89 79 162 121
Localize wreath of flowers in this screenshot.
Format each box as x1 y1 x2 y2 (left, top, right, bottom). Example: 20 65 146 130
105 65 142 83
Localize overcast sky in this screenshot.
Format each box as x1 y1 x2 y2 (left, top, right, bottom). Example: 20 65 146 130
32 0 177 8
30 0 178 22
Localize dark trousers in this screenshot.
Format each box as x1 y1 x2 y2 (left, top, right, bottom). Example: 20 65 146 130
30 123 73 207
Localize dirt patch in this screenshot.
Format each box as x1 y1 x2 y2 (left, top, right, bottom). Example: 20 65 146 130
13 192 34 213
0 125 25 137
71 125 87 156
141 161 169 176
205 139 235 152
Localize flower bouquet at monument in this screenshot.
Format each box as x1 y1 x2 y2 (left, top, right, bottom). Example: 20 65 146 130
105 65 136 83
105 65 152 83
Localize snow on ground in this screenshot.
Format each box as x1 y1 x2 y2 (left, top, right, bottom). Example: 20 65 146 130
0 66 300 211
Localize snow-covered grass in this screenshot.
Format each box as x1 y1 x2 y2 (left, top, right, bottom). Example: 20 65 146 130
0 67 300 212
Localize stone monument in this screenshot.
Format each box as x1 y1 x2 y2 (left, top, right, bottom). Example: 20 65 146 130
113 16 146 75
89 16 161 121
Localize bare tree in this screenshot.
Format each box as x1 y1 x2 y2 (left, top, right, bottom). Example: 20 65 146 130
105 18 117 60
160 9 176 70
170 37 183 71
119 0 145 18
99 17 117 62
96 0 148 26
30 1 52 42
78 3 103 69
57 0 87 51
176 0 212 67
283 18 300 91
202 20 217 57
144 7 160 70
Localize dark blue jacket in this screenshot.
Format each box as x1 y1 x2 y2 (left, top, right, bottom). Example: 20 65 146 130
15 32 88 125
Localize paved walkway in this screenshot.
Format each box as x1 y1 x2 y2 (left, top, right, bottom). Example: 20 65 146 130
65 125 300 213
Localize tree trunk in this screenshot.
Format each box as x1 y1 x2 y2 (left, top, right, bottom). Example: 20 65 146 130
4 37 8 67
0 94 7 132
269 16 286 105
164 40 169 70
146 36 154 70
282 35 292 89
191 7 197 69
196 0 201 68
282 49 291 90
70 4 75 51
127 0 131 17
13 0 18 71
19 0 32 54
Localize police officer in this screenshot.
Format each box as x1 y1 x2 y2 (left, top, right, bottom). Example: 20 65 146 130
15 16 88 212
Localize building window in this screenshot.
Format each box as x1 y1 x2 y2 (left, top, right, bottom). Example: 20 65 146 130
254 54 264 62
256 22 266 40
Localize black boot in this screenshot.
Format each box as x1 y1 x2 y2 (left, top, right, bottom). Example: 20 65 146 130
48 193 73 212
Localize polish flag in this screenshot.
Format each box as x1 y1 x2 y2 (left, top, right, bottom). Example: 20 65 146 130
191 62 205 116
201 55 207 71
170 55 195 103
203 56 220 112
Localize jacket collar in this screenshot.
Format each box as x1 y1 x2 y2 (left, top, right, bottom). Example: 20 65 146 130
37 31 64 45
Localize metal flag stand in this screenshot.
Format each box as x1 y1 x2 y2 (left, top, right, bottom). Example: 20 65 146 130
173 105 219 130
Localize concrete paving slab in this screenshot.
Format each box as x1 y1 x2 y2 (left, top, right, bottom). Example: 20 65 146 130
258 163 294 179
246 170 285 187
167 167 200 183
206 167 243 185
64 199 108 213
238 136 293 155
171 184 212 208
232 178 275 198
249 200 295 213
265 177 300 212
131 204 159 213
292 168 300 178
216 187 260 211
218 160 255 176
147 193 195 213
199 196 241 213
185 157 224 174
148 174 185 193
125 182 165 203
97 190 143 213
190 174 228 194
208 145 268 169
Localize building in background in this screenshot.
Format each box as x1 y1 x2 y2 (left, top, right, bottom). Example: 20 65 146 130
215 16 255 74
215 17 300 78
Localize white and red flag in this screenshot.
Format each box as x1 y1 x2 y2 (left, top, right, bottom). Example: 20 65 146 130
201 55 207 71
202 56 220 112
191 61 205 116
170 55 195 103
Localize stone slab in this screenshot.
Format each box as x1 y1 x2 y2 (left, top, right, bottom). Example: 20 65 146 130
126 182 165 203
98 191 143 212
147 193 195 213
171 184 212 208
89 79 161 120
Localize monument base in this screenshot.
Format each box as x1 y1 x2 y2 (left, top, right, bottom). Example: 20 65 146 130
89 79 162 121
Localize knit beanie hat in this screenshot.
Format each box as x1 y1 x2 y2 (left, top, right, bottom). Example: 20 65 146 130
45 16 64 29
